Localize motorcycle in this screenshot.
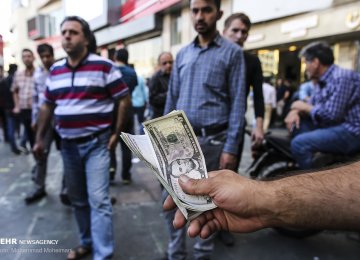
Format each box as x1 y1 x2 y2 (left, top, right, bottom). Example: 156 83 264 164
245 128 355 238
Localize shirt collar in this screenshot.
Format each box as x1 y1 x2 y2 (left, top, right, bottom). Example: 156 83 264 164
24 67 35 76
319 64 336 88
65 52 90 70
192 31 222 48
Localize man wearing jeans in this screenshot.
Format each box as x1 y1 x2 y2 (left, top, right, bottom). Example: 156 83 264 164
285 41 360 169
11 49 36 152
163 0 246 258
33 16 130 260
24 43 55 204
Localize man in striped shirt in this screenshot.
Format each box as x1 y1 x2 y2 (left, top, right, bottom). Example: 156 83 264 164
285 41 360 169
33 16 131 260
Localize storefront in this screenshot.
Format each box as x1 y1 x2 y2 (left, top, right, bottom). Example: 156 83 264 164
93 0 183 77
242 1 360 85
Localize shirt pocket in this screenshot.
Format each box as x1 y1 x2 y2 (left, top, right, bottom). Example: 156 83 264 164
204 64 226 90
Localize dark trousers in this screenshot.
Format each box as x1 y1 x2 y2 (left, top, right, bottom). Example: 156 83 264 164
4 110 19 150
236 121 247 169
133 106 146 134
109 116 134 180
0 108 8 142
163 131 226 259
19 109 34 148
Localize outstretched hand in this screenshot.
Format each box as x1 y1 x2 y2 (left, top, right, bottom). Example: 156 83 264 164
163 170 270 239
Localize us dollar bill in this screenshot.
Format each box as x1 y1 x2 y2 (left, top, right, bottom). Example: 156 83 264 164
120 132 207 220
142 110 216 211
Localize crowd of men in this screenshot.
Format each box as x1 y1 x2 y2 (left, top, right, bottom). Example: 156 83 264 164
0 0 360 259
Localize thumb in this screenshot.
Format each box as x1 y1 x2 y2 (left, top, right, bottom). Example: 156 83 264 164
178 175 211 196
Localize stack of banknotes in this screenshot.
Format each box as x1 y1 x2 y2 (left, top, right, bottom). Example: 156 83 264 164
121 110 216 220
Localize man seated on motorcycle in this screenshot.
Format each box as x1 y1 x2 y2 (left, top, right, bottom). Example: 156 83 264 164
285 41 360 169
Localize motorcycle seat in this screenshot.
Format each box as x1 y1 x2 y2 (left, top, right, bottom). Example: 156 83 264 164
265 129 293 157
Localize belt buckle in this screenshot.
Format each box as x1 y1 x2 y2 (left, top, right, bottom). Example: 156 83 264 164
201 128 206 137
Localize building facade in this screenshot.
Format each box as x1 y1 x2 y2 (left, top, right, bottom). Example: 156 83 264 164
7 0 360 80
236 0 360 84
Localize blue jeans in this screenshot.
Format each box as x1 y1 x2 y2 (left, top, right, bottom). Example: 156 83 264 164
163 131 225 260
291 121 360 169
5 110 18 151
61 130 114 260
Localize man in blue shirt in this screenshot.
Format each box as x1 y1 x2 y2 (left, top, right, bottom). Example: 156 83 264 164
298 79 315 102
285 41 360 169
163 0 246 259
111 48 138 184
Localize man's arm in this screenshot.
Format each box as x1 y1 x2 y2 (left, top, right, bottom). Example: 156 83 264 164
12 91 20 113
268 161 360 229
310 77 352 125
11 75 20 113
251 56 265 145
33 102 55 158
164 161 360 238
108 94 131 150
220 49 246 169
32 81 39 128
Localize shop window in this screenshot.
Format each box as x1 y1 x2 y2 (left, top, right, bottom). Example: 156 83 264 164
170 11 182 46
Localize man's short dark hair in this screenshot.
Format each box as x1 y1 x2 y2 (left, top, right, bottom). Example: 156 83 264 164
299 41 334 66
115 48 129 64
22 48 33 55
8 64 18 75
61 16 92 42
189 0 221 10
88 33 97 54
224 13 251 31
37 43 54 56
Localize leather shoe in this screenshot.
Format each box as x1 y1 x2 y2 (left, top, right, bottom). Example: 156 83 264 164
11 147 21 155
217 230 235 247
59 193 71 206
25 189 46 204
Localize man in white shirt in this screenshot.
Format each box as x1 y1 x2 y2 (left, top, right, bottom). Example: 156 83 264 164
262 77 276 131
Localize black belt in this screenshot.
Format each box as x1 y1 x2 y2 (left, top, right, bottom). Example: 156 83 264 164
64 128 110 144
193 123 228 137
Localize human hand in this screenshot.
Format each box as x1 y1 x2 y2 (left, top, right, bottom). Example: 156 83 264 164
291 101 313 114
33 140 45 160
31 123 37 132
219 152 238 170
284 110 300 132
251 127 264 147
107 134 118 150
13 107 20 114
163 170 268 239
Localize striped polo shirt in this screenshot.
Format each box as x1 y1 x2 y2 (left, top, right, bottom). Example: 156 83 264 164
44 53 129 139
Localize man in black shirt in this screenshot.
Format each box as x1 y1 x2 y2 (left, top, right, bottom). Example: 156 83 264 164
0 64 20 154
221 12 265 247
148 52 173 119
223 13 265 153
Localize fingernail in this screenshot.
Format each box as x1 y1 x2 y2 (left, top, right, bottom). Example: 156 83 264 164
179 174 190 183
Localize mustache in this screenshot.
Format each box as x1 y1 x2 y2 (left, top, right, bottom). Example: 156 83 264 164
195 22 207 26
